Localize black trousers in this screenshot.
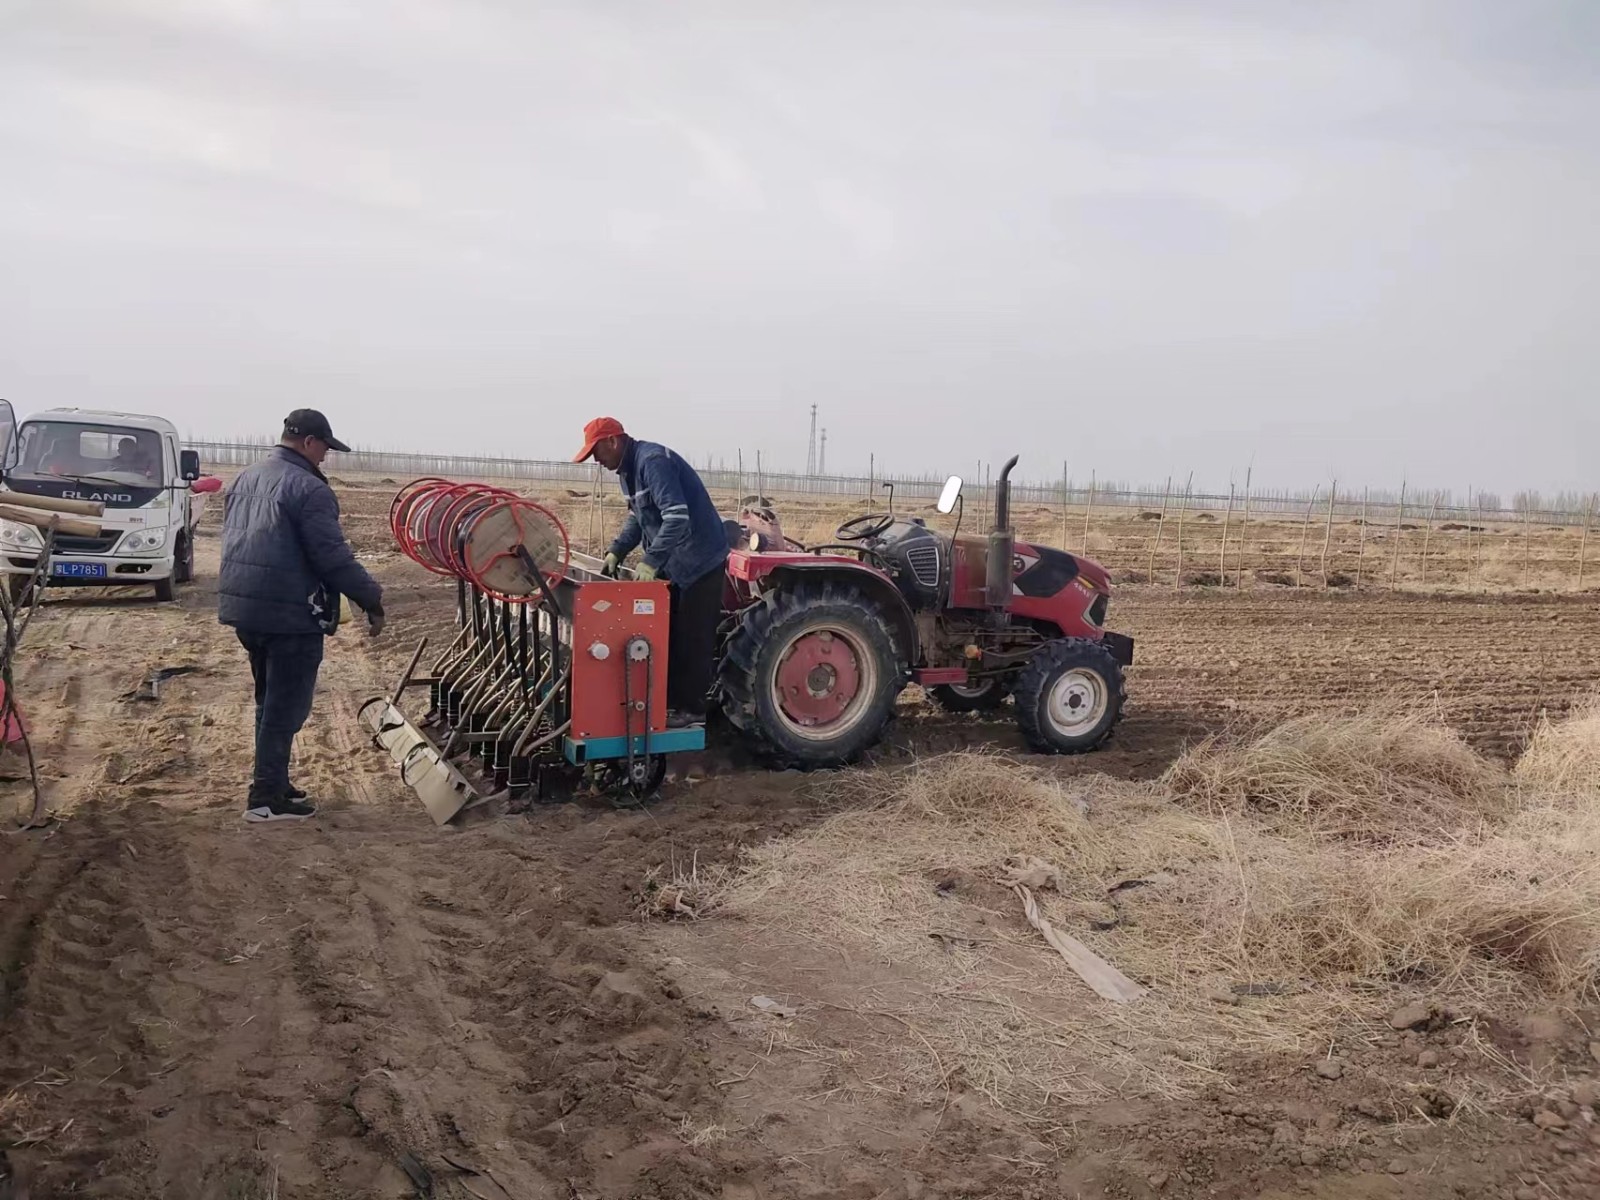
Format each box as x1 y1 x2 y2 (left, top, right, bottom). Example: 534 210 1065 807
667 569 723 715
236 630 324 802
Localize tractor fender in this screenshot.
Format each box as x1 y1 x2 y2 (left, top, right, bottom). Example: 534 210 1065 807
760 563 919 666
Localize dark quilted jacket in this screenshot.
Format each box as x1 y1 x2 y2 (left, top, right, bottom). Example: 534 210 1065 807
217 446 383 635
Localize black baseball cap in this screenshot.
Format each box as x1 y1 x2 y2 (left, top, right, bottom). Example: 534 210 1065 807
283 409 351 453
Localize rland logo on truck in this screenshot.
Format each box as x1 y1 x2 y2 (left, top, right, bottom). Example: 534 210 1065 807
0 407 220 604
62 490 136 504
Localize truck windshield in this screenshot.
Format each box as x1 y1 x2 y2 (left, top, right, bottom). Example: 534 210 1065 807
12 422 167 487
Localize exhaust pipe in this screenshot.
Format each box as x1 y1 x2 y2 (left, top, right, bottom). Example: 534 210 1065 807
986 455 1020 615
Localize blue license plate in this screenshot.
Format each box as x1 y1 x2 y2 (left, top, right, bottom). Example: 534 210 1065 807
53 562 107 579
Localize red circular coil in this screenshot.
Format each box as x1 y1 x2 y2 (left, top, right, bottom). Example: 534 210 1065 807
458 496 570 604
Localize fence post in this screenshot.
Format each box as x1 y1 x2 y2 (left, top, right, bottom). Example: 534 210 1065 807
1237 465 1253 589
1082 471 1096 552
1218 483 1235 585
1295 486 1320 587
1355 487 1369 588
1522 506 1532 584
1061 461 1069 549
1579 496 1594 591
1146 476 1172 582
587 463 598 552
1319 480 1338 587
1390 480 1406 589
1174 472 1193 589
1420 497 1439 587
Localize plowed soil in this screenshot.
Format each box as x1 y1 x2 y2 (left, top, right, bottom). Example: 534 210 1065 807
4 491 1600 1199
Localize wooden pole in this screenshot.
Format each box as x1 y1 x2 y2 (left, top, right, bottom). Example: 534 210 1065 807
1082 471 1095 552
1146 476 1172 582
1579 495 1594 591
1471 488 1484 592
1390 480 1406 589
1236 465 1253 588
737 449 744 501
1355 486 1369 588
1319 480 1338 587
586 463 597 552
1174 472 1192 589
1522 505 1532 584
1419 496 1439 587
1295 486 1320 587
1217 483 1235 585
0 505 103 538
0 493 104 517
1061 461 1069 549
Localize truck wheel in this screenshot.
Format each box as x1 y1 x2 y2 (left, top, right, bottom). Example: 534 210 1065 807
1013 638 1125 754
154 576 176 602
174 534 194 583
929 678 1010 713
719 578 905 769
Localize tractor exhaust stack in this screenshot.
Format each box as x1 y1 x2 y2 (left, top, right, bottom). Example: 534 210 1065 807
986 455 1020 616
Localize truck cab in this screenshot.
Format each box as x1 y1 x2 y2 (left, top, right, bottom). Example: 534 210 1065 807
0 408 219 602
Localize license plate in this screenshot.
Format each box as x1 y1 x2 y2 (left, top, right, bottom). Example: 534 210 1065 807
52 562 107 579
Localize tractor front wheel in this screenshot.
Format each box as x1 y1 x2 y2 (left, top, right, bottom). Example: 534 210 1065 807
1013 638 1125 754
928 678 1010 713
719 579 905 769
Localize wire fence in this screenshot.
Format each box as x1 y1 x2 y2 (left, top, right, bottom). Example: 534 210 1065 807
192 441 1599 594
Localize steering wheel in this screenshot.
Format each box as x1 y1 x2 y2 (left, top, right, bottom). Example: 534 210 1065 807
835 512 895 543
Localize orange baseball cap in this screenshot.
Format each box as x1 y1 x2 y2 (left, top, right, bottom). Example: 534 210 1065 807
573 416 626 462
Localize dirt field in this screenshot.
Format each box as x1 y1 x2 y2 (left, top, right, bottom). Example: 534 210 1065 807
4 482 1600 1199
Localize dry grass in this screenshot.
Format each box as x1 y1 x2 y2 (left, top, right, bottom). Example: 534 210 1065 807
1162 710 1510 841
691 710 1600 1113
1515 697 1600 797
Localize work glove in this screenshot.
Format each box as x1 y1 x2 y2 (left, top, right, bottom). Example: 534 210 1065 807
634 561 660 582
600 552 621 578
366 607 386 637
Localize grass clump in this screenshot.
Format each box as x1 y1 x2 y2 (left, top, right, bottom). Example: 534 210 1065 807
1162 711 1510 841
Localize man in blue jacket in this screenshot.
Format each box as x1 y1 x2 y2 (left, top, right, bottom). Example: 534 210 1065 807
576 417 728 726
219 410 385 822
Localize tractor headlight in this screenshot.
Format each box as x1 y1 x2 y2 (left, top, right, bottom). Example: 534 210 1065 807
119 527 169 556
0 520 41 550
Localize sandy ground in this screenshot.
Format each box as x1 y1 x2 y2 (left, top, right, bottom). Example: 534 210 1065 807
3 497 1600 1199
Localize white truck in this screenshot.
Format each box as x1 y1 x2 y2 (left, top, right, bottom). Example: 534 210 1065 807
0 407 220 603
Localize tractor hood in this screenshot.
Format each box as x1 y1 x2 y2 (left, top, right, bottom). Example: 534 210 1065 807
1071 553 1113 595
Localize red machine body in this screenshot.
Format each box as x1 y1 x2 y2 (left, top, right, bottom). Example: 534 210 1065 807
563 578 672 742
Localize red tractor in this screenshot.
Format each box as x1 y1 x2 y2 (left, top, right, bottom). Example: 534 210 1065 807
717 456 1134 767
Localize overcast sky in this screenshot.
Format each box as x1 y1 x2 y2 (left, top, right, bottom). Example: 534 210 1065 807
2 0 1596 493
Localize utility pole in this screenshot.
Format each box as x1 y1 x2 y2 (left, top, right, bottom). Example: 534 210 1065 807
806 404 818 476
819 427 827 474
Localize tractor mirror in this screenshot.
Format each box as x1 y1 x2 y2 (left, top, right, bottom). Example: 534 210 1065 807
936 475 963 514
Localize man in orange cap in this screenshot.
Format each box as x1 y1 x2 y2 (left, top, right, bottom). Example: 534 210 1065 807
575 418 728 726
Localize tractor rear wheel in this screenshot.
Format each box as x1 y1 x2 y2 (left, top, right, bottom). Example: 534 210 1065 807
719 579 905 769
1013 638 1125 754
928 678 1010 713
